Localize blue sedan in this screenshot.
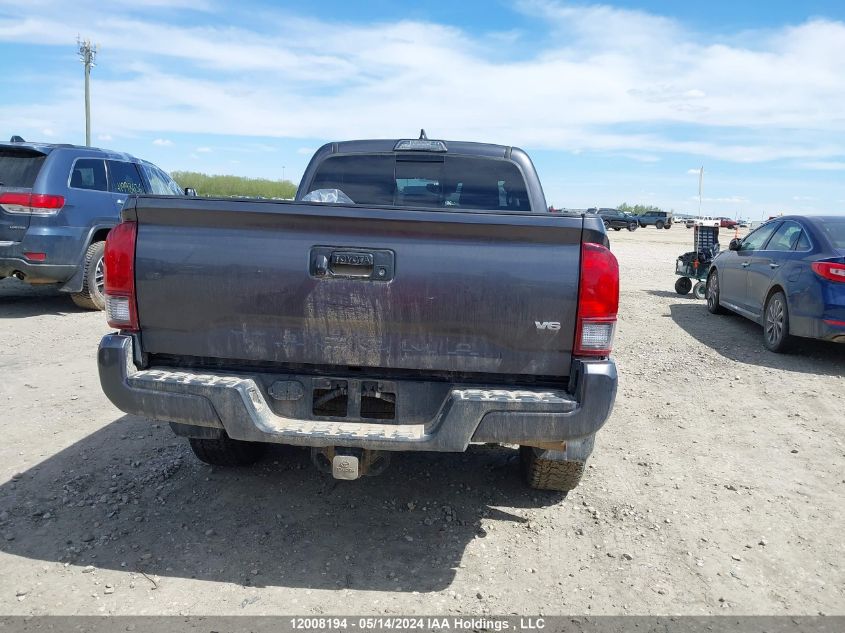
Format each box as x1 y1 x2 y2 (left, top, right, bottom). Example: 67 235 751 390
706 215 845 352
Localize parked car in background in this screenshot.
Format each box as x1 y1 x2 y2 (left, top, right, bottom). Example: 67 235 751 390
684 216 715 228
706 215 845 351
588 207 638 231
0 137 190 310
638 210 673 229
719 217 738 229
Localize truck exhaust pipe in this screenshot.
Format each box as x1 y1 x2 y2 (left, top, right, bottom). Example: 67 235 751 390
311 446 391 480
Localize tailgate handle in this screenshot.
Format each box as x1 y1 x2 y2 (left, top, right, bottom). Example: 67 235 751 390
330 251 374 277
310 246 394 281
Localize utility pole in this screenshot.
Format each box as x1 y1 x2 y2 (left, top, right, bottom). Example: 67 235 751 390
697 166 704 218
77 37 97 147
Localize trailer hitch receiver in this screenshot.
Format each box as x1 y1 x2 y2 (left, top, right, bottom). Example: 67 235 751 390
311 446 391 480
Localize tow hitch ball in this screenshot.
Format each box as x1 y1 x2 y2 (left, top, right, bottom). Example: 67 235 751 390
311 447 391 480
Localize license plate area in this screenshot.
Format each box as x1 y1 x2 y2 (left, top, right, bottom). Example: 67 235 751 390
262 375 451 426
310 378 395 420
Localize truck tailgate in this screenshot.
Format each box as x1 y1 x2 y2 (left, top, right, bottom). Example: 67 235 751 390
131 197 583 379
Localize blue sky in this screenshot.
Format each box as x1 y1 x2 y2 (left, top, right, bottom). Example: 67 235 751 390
2 0 845 218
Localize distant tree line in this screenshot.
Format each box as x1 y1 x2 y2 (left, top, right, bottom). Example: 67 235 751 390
617 202 669 216
171 171 297 199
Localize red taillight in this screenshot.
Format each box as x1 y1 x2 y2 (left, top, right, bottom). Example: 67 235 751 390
104 221 138 331
812 261 845 283
574 242 619 357
23 252 47 262
0 192 64 215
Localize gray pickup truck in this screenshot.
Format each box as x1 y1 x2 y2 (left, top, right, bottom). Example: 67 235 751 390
97 136 619 492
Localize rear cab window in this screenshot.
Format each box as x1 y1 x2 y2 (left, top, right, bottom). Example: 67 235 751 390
307 153 531 212
0 148 47 188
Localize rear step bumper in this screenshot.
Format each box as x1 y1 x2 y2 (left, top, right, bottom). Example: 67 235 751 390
98 334 617 452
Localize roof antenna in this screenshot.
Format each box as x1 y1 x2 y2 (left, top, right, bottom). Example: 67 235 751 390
419 129 428 140
10 135 25 143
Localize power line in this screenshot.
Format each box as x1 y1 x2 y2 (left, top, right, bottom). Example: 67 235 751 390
77 37 98 147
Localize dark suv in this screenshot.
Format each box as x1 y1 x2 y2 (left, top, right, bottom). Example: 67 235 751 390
0 139 188 309
589 207 638 231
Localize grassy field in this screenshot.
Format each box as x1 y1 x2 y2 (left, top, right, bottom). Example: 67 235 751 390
171 171 297 199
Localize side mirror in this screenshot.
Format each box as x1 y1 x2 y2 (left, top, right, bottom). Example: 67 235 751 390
729 238 741 251
184 187 197 197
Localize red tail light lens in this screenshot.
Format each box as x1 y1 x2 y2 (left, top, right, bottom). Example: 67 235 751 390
812 261 845 283
574 242 619 357
104 221 138 331
0 193 64 215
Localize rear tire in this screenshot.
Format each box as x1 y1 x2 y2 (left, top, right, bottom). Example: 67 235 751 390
612 227 621 231
627 223 637 231
520 446 584 492
763 291 792 353
189 433 267 466
655 220 665 230
70 241 106 310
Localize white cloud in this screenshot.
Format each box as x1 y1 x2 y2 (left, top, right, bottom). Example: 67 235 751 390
97 133 113 141
152 138 173 146
297 147 316 155
687 168 702 174
800 160 845 170
620 153 660 163
195 146 211 152
1 1 845 168
694 196 750 204
41 127 54 136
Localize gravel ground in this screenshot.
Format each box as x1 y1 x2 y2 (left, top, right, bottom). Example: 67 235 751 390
0 226 843 616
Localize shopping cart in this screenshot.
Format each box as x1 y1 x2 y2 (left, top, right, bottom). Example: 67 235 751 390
674 221 720 299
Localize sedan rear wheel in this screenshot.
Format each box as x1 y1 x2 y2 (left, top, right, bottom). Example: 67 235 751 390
763 291 792 353
706 269 727 314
